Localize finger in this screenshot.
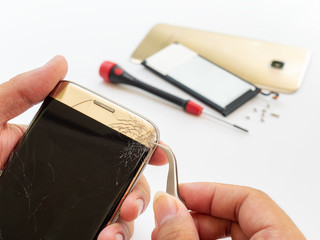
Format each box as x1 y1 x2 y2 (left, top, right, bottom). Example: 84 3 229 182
0 123 28 168
230 221 249 240
120 175 150 222
179 182 305 239
152 191 199 240
0 55 68 123
148 141 169 166
98 219 133 240
190 212 248 240
15 124 28 132
179 182 251 220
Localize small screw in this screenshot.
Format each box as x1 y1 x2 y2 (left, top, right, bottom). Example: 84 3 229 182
271 113 280 118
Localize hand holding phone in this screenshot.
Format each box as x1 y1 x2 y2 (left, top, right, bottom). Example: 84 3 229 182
0 57 166 239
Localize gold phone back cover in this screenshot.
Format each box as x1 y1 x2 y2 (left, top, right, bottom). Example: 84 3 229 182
131 24 311 93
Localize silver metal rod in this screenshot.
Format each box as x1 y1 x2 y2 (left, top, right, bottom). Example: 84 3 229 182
202 110 248 133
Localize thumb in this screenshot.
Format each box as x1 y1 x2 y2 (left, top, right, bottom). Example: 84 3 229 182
152 192 199 240
0 55 68 123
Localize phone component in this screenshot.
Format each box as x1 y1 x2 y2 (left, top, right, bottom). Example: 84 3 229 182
131 23 311 93
259 90 279 100
93 100 115 113
51 81 158 147
246 105 280 123
271 113 280 118
271 60 285 69
99 61 248 133
142 43 260 116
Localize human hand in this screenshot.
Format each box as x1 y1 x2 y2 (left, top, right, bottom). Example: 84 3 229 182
0 56 68 167
0 56 168 240
152 182 305 240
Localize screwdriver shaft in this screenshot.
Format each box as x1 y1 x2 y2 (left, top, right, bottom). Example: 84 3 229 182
202 110 248 133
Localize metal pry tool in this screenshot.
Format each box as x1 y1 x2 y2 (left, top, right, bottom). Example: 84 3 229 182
153 143 183 203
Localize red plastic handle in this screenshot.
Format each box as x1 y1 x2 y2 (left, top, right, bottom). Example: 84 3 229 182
185 101 203 116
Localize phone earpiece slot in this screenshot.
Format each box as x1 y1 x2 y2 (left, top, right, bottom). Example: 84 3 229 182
93 100 115 113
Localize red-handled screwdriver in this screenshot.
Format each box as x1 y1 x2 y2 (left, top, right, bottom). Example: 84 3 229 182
99 61 248 133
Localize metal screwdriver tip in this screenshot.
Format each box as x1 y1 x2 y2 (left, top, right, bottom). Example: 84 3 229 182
202 110 249 133
233 124 249 133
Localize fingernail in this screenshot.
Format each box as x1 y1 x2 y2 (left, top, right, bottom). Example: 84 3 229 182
115 233 124 240
153 191 178 226
137 199 144 216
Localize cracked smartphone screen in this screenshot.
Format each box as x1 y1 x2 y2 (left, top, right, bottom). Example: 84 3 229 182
0 82 158 239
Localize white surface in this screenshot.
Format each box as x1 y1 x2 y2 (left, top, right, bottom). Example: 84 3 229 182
1 0 319 239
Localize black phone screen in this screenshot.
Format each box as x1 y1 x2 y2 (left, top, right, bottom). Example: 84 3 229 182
0 97 150 239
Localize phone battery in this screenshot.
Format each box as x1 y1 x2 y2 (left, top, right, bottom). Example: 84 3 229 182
142 43 260 116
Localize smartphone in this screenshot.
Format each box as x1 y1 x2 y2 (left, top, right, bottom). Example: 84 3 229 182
0 81 159 239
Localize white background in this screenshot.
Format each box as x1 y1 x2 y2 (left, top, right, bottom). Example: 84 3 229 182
0 0 319 239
